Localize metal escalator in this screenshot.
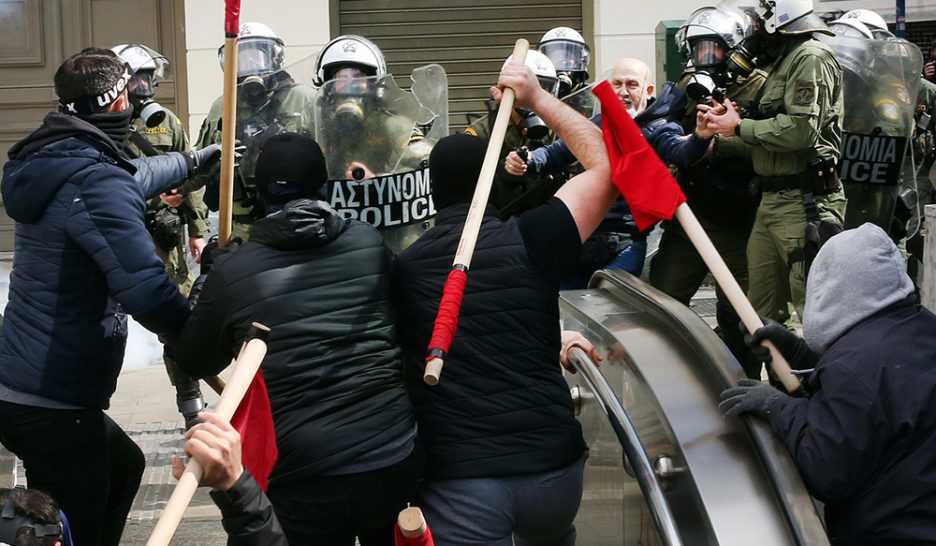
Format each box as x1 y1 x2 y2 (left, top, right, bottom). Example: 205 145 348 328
562 270 828 545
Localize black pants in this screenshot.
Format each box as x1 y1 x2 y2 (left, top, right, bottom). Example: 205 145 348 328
267 443 424 546
0 401 144 546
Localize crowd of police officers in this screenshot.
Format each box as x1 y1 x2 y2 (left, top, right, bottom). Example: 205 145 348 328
3 0 936 543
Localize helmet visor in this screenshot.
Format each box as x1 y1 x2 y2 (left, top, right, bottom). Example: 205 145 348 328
329 67 374 97
539 40 590 72
690 39 727 68
537 74 560 96
218 38 282 77
128 71 156 97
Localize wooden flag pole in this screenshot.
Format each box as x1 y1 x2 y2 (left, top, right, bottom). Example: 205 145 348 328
218 23 239 247
146 323 270 546
424 38 530 385
674 203 801 393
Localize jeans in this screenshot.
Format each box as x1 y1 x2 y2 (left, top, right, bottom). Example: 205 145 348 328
266 444 424 546
417 453 586 546
0 401 144 546
605 239 648 276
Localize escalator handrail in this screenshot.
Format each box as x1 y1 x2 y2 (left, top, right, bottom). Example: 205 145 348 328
569 346 684 546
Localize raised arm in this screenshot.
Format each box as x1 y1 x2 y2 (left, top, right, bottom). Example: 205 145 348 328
495 63 613 242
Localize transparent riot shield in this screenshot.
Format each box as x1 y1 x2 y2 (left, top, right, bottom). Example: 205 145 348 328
563 71 605 119
314 66 447 251
821 34 922 232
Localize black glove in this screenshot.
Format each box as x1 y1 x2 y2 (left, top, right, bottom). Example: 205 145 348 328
740 318 820 371
185 143 223 177
719 378 789 419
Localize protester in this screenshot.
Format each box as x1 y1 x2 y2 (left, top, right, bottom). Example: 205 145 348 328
171 412 286 546
175 133 421 545
720 223 936 545
0 47 215 546
392 61 614 545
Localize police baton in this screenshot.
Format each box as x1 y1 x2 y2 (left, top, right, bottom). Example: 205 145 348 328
674 203 802 393
423 38 530 385
147 322 271 546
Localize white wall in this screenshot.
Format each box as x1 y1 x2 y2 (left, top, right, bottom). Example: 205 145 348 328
816 0 936 22
183 0 331 137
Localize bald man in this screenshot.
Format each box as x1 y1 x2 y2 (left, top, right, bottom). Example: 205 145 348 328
506 57 713 286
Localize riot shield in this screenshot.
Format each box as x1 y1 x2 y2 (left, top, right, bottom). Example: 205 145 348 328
562 71 605 119
314 66 447 251
821 34 922 232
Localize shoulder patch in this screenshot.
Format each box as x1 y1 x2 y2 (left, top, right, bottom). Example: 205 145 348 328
793 80 815 106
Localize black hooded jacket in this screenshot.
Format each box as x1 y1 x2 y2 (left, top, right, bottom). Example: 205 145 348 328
175 199 416 485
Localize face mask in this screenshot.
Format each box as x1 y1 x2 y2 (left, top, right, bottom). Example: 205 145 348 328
79 107 134 146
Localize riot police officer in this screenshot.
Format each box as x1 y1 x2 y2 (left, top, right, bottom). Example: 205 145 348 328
649 5 767 378
703 0 847 329
113 42 206 428
538 26 591 99
193 22 316 242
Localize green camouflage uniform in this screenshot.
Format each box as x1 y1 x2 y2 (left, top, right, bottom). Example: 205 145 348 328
649 70 767 377
193 79 316 241
716 36 847 324
125 112 209 296
464 111 557 213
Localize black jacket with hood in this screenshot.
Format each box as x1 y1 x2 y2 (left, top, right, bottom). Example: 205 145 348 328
0 112 189 409
175 199 416 486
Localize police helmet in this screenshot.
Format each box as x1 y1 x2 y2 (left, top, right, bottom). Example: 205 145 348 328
828 18 874 40
217 22 285 79
503 50 560 96
112 43 169 79
112 43 169 126
313 35 387 86
538 27 590 73
754 0 832 36
676 7 751 67
842 9 888 31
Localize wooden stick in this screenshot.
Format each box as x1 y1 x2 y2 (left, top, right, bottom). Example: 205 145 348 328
398 506 428 539
424 38 530 385
674 203 801 392
204 375 226 396
218 36 239 247
147 323 271 546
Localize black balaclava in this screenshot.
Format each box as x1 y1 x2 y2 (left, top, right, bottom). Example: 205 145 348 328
254 132 328 215
78 108 133 146
430 133 487 209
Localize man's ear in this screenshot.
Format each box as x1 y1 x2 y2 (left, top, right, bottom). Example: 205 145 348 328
106 90 130 113
646 84 655 97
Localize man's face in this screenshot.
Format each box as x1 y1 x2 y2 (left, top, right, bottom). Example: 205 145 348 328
610 61 652 116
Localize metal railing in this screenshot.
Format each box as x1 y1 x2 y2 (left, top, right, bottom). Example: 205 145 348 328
568 346 684 546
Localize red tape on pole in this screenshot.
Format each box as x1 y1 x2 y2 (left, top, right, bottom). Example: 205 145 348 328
224 0 241 36
427 268 468 360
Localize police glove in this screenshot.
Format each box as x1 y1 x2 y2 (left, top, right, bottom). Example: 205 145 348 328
186 143 222 177
719 378 789 419
740 318 820 371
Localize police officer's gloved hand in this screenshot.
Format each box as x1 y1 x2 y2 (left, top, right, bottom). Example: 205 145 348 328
740 318 820 371
719 378 789 419
186 143 223 177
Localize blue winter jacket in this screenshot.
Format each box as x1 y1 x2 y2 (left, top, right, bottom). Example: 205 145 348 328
0 113 190 409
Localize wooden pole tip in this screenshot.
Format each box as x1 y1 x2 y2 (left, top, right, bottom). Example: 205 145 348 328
398 506 427 538
424 358 443 386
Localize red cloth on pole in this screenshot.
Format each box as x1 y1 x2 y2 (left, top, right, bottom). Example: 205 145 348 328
426 268 468 360
591 80 686 231
224 0 241 36
394 524 435 546
230 369 278 491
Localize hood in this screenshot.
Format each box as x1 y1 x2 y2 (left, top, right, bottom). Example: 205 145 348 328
634 82 687 125
803 223 914 353
249 198 347 250
2 112 134 223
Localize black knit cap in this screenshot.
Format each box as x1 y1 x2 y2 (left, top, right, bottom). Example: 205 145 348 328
430 133 487 209
254 133 328 209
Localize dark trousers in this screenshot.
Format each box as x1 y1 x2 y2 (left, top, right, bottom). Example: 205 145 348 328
0 401 144 546
267 444 423 546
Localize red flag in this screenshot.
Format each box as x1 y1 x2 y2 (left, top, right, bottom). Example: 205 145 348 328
230 369 278 491
224 0 241 36
591 80 686 231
